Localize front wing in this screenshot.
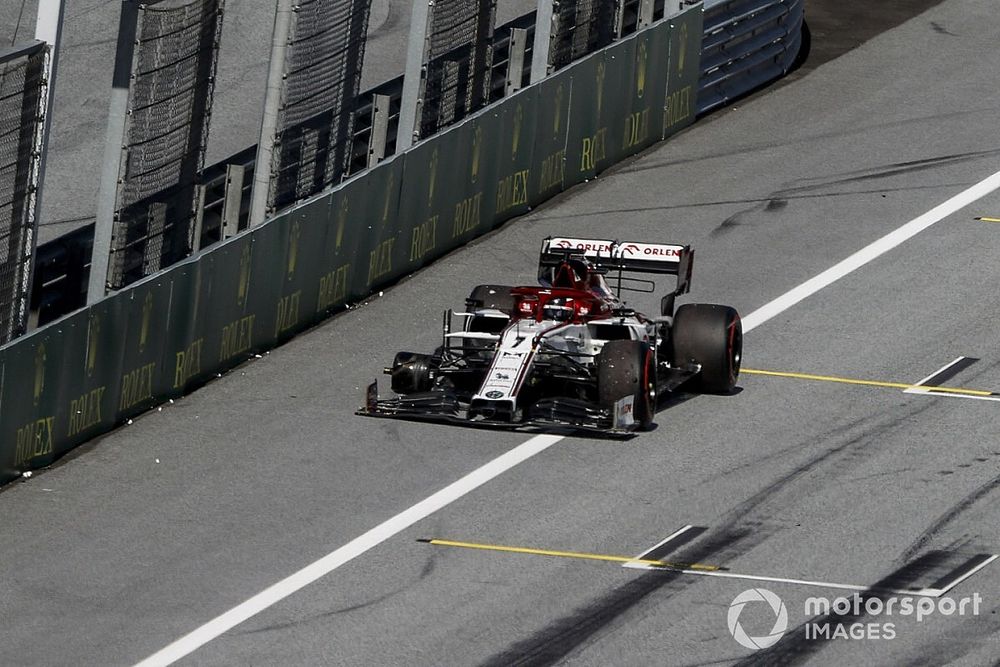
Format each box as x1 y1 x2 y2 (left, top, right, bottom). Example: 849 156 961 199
356 381 639 438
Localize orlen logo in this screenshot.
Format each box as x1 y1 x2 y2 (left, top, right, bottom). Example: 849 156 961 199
620 243 682 258
555 240 613 253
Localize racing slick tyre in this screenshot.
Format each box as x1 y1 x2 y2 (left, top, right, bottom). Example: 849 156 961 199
467 284 516 314
670 304 742 394
390 351 437 394
597 340 655 430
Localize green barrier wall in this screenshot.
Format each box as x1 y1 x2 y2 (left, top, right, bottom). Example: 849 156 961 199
0 5 705 485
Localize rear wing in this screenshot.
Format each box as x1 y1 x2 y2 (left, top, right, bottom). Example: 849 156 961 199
539 237 693 294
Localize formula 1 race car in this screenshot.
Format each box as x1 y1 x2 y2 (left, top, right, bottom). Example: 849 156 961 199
357 237 742 435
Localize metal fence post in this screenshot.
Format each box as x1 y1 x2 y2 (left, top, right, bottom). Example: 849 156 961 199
221 164 245 239
505 27 527 95
368 93 391 167
529 0 554 83
191 185 206 252
664 0 683 17
88 0 139 304
248 0 294 228
638 0 656 28
395 0 432 152
28 0 65 328
613 0 627 39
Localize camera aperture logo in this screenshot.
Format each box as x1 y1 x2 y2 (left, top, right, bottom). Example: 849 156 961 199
728 588 789 650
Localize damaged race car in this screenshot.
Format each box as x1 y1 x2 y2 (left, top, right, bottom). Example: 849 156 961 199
357 237 742 435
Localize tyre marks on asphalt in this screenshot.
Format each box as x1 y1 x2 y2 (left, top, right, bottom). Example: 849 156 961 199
733 552 969 667
478 396 952 665
900 471 1000 563
476 524 775 667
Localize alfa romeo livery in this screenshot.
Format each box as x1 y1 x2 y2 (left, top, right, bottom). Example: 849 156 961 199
357 237 742 435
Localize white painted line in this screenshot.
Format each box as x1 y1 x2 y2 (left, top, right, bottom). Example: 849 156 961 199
908 356 969 392
626 563 941 597
742 171 1000 332
902 389 1000 403
133 433 563 667
929 554 999 596
623 524 694 569
138 170 1000 665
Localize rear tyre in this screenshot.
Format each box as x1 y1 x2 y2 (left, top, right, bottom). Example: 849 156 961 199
597 340 655 429
467 284 516 314
670 304 742 393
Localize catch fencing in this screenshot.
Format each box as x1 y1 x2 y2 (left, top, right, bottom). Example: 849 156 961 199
0 41 47 345
266 0 372 214
104 0 224 291
419 0 497 140
31 0 804 327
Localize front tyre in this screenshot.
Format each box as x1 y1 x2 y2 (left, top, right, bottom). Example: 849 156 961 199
389 351 438 394
597 340 655 429
670 304 742 393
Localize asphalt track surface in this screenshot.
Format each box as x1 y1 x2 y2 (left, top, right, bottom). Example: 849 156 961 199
4 0 1000 665
0 0 535 243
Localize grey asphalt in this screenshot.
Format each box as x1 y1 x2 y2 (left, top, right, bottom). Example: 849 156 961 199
3 0 1000 666
0 0 535 243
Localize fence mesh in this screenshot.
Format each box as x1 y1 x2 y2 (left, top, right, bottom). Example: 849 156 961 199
108 0 223 289
0 42 46 344
549 0 617 71
268 0 372 213
419 0 496 139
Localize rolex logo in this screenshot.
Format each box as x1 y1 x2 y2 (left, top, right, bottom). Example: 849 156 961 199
679 24 689 73
287 220 301 280
237 245 252 307
637 41 648 98
428 148 440 205
140 292 152 353
471 127 483 183
596 61 607 115
33 344 46 405
512 104 524 160
381 172 394 229
86 315 100 377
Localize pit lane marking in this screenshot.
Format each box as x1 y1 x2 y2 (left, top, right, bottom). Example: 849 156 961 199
418 538 724 571
621 524 707 570
135 170 1000 666
741 367 999 399
423 538 997 598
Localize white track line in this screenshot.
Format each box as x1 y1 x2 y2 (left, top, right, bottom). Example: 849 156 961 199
908 357 969 389
624 562 942 597
927 554 1000 596
623 524 695 569
902 356 1000 402
134 434 562 667
135 169 1000 666
741 171 1000 332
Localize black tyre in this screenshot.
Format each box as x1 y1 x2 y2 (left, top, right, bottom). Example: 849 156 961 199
670 304 742 393
467 284 516 314
597 340 655 429
390 351 437 394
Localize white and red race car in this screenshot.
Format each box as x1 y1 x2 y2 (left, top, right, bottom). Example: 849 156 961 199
358 237 742 435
